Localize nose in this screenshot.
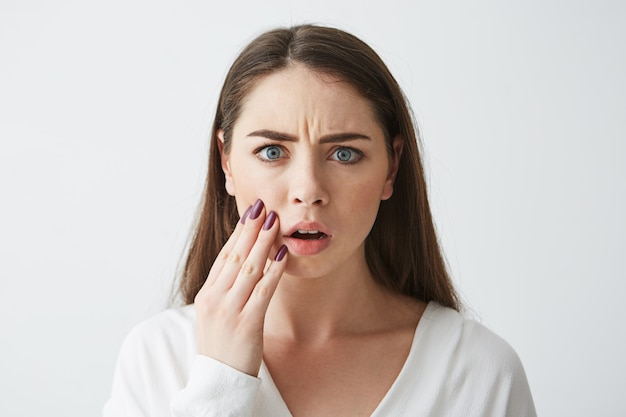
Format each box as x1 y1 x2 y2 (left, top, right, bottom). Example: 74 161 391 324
289 158 329 206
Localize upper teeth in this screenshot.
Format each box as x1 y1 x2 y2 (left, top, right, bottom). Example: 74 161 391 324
297 230 320 234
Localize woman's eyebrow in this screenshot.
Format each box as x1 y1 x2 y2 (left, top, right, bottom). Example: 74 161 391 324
247 130 296 141
319 133 371 143
246 129 371 143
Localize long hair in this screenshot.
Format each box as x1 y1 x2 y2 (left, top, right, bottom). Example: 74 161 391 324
176 24 460 311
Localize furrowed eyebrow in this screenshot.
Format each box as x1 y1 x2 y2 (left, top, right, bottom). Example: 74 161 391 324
246 130 296 141
319 133 371 143
246 130 371 143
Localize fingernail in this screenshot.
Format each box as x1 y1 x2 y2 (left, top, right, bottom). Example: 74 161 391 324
263 211 277 230
274 244 288 262
240 205 252 224
249 199 264 220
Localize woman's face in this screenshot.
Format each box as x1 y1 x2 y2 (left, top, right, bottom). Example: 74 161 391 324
219 64 402 278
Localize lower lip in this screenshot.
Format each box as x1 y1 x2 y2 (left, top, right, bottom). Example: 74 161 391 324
283 236 331 256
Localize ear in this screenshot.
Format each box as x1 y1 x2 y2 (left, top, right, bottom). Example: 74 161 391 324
381 136 404 201
217 129 236 196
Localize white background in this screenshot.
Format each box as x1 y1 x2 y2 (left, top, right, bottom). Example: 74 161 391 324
1 0 624 416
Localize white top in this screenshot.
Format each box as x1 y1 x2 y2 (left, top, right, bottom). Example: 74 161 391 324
103 302 536 417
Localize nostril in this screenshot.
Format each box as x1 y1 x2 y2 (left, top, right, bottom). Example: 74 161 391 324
291 187 329 205
294 198 324 205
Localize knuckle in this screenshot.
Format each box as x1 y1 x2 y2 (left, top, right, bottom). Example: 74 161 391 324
195 295 230 319
253 283 271 298
240 261 258 277
227 251 242 264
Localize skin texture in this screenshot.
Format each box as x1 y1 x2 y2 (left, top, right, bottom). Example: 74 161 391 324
196 64 424 415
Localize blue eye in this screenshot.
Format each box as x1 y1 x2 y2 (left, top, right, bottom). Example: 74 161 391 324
331 147 362 163
258 145 284 161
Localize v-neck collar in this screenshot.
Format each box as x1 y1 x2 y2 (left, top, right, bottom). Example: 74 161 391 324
257 301 440 417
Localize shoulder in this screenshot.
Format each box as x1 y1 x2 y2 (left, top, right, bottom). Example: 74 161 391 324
421 302 525 373
117 304 197 370
411 302 536 416
122 304 195 345
124 304 195 340
105 305 198 416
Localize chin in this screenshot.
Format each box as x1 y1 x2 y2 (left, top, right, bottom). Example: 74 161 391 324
282 256 331 280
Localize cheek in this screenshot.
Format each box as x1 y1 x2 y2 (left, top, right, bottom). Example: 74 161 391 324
230 168 284 211
346 169 390 202
336 179 385 225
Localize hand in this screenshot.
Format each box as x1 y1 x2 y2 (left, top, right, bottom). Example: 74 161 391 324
194 199 288 376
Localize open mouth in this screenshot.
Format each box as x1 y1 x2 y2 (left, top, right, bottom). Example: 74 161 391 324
290 230 328 240
284 226 332 255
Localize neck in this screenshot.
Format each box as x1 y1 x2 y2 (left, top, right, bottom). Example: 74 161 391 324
264 260 407 344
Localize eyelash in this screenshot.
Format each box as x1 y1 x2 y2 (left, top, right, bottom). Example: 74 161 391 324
254 144 287 163
329 147 364 164
254 144 364 164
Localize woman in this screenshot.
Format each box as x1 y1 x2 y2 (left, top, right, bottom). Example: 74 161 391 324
104 25 536 417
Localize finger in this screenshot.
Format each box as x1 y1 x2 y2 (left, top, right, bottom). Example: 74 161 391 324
228 210 281 308
242 246 288 319
213 199 267 291
202 204 251 288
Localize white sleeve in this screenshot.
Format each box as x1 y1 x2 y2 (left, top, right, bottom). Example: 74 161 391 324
102 310 262 417
170 355 261 417
102 323 160 417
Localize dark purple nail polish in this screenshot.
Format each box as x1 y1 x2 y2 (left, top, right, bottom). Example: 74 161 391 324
240 205 252 224
263 211 277 230
249 199 264 220
274 245 288 262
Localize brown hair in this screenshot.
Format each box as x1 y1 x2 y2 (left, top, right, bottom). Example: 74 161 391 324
176 24 460 311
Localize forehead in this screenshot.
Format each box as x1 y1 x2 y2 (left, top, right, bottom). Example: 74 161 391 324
234 65 383 137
